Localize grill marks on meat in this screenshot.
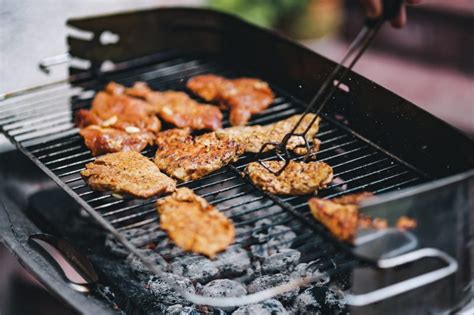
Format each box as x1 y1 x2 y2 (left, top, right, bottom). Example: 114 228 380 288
187 74 274 126
156 188 235 257
126 82 223 131
246 160 333 195
79 126 154 156
154 128 244 181
216 114 321 155
81 151 176 199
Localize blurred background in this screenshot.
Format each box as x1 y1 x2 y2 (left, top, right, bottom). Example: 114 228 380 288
0 0 473 314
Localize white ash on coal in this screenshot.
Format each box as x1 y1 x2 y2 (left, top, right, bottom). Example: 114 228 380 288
247 273 299 305
145 273 195 306
171 255 219 283
232 299 289 315
250 220 297 259
261 249 301 274
213 246 252 277
290 263 330 287
166 304 199 314
125 249 167 280
201 279 247 312
291 286 322 314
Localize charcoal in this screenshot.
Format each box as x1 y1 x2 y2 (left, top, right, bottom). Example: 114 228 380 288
214 246 251 276
247 274 298 305
171 255 219 283
146 273 195 305
126 249 167 279
290 263 330 287
166 304 199 314
325 286 346 310
232 299 289 315
250 224 297 260
291 286 321 314
261 249 300 274
201 279 247 312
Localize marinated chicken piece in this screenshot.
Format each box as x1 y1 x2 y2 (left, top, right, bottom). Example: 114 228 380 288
79 125 154 156
216 114 321 155
309 192 399 242
76 82 161 133
157 188 235 257
154 129 244 181
187 74 274 126
81 151 176 198
125 82 222 130
396 216 417 230
246 160 333 195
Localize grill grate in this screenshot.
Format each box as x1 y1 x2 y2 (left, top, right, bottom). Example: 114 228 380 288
0 55 428 310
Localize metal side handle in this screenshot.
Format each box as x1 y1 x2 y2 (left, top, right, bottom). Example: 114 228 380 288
346 248 458 306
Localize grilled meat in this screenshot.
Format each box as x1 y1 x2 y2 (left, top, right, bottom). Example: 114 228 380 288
187 74 274 126
79 126 154 156
309 192 392 242
216 114 321 155
125 82 223 130
154 129 244 181
396 216 417 230
81 151 176 199
157 187 235 257
76 82 160 133
246 160 333 195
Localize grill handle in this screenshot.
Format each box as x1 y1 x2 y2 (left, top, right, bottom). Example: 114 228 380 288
346 247 458 306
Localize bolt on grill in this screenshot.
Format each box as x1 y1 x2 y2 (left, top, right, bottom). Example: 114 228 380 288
0 55 429 310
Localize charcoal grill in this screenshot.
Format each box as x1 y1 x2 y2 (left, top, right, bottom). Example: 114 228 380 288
1 7 473 315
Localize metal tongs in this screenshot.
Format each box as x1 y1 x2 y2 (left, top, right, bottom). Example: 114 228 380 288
257 0 404 175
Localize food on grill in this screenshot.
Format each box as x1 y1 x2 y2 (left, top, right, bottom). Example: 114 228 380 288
79 125 154 156
309 192 416 242
216 114 321 155
81 151 176 198
187 74 275 126
76 82 161 133
246 160 333 195
396 216 417 230
126 82 223 130
156 188 235 257
154 128 244 181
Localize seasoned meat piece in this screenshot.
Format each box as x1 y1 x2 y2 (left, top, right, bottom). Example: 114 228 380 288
246 160 333 195
126 82 222 130
187 74 274 126
396 216 417 230
76 82 160 133
154 129 244 181
81 151 176 198
79 125 154 156
156 188 235 257
309 192 386 242
216 114 321 155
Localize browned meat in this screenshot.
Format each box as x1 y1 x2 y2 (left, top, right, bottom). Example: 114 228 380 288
396 216 417 230
76 82 161 133
126 82 223 131
154 129 244 181
309 192 375 242
246 160 333 195
156 187 235 257
79 126 154 156
187 74 274 126
216 114 321 155
81 151 176 198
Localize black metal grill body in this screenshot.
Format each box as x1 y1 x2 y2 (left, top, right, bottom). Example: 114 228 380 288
0 8 473 315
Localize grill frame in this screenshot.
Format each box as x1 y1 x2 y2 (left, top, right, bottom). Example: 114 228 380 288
1 7 473 314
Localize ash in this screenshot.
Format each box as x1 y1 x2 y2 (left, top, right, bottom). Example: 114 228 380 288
247 273 299 304
171 255 219 283
166 304 199 314
126 249 167 280
290 263 330 287
201 279 247 312
232 299 289 315
213 246 251 277
261 249 301 274
145 273 195 306
250 220 297 259
291 286 322 314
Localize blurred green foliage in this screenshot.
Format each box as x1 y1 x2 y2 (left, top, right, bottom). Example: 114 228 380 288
208 0 310 28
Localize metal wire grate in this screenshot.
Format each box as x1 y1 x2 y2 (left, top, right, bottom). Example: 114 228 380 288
0 55 428 310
